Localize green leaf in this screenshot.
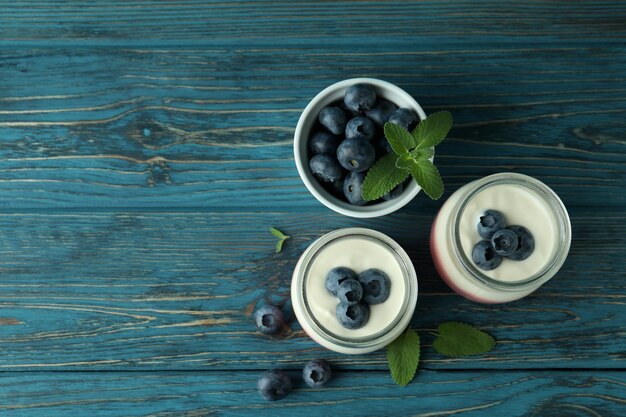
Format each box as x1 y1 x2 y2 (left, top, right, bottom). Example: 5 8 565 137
269 227 290 253
362 152 411 201
386 327 420 386
413 111 453 149
269 227 287 240
384 123 417 155
433 322 495 357
410 147 434 161
409 159 444 200
395 153 417 170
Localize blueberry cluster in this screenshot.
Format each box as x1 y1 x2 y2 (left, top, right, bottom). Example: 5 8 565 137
472 209 535 270
325 266 391 329
308 83 419 205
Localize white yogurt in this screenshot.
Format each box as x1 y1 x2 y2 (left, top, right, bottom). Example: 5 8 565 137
430 173 571 304
292 228 418 354
458 184 558 282
305 237 406 339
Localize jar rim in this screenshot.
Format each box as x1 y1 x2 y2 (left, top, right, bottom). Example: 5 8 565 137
291 228 418 353
450 173 572 291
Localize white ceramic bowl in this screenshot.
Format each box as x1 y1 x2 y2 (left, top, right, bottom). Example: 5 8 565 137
294 78 427 218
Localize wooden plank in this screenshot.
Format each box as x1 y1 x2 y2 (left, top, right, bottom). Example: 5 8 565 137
1 0 626 42
0 209 622 370
0 370 624 416
0 45 624 209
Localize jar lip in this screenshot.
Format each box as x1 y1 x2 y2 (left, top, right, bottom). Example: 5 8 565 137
450 173 572 291
292 228 418 352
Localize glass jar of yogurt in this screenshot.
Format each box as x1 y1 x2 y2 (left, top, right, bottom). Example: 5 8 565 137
430 172 571 303
292 228 418 354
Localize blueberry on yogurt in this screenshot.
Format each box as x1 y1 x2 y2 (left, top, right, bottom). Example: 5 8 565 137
477 210 506 239
337 279 363 305
506 225 535 261
325 267 358 296
336 302 370 330
358 268 391 304
472 240 503 271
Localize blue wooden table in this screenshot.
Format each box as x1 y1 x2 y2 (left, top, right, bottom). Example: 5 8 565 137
1 1 625 415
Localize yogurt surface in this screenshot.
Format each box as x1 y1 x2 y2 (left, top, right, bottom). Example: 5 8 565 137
458 183 558 282
304 236 405 339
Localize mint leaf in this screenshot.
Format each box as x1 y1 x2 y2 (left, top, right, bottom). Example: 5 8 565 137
384 123 417 155
387 327 420 386
410 147 434 161
362 153 410 201
413 111 453 149
395 153 417 170
409 159 443 200
433 322 495 357
269 227 290 253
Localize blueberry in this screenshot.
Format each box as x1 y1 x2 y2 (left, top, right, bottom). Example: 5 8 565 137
506 225 535 261
337 279 363 305
345 116 376 141
491 228 518 257
323 175 345 200
374 135 392 156
366 99 397 126
383 182 404 201
344 84 376 113
326 267 358 296
309 131 341 155
358 268 391 304
472 240 502 271
302 360 332 388
343 171 367 206
477 210 506 239
309 154 345 183
337 138 375 172
257 369 292 401
319 106 347 135
336 302 370 329
254 305 285 335
388 108 419 130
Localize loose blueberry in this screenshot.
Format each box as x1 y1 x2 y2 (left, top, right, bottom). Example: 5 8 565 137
319 106 347 135
337 279 363 305
383 182 404 201
309 154 345 183
366 99 398 127
345 116 376 141
336 302 370 329
358 268 391 304
326 267 358 296
388 108 419 130
257 369 292 401
309 131 341 155
344 83 376 113
374 135 392 156
491 228 518 257
343 171 367 206
337 138 376 172
477 209 506 239
506 225 535 261
303 359 332 388
254 305 285 335
472 240 502 271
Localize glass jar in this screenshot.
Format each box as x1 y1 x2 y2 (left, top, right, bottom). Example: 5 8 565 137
291 228 418 354
430 173 572 303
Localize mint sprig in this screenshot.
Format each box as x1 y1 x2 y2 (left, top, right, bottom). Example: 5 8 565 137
269 227 290 253
362 111 452 201
387 322 495 386
432 322 495 357
386 327 420 387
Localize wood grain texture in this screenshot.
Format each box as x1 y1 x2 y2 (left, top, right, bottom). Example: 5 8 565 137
1 0 626 42
1 0 625 413
0 44 624 208
0 371 624 417
0 209 623 370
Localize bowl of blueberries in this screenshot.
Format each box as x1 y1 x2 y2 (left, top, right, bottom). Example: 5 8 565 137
294 78 426 218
